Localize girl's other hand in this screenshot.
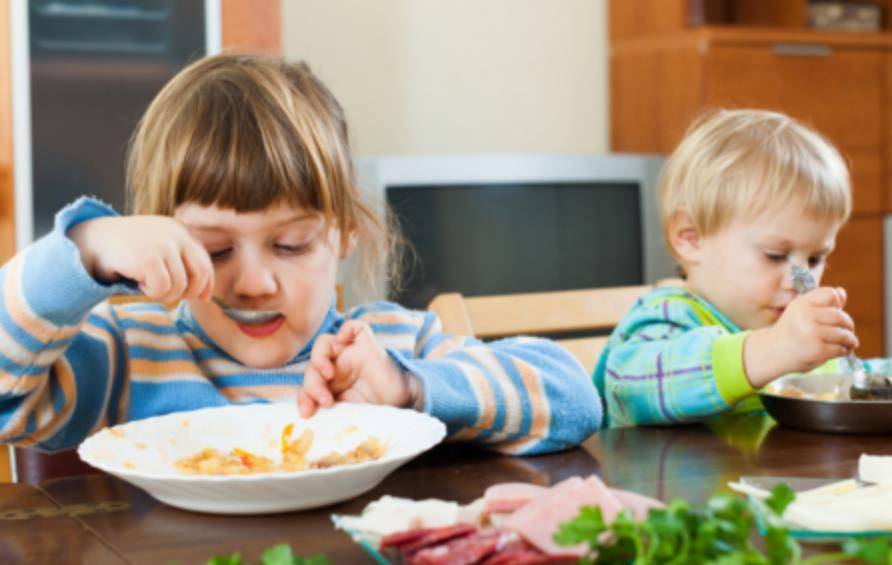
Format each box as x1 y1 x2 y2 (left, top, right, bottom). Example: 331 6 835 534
297 320 422 418
68 216 214 303
744 286 858 388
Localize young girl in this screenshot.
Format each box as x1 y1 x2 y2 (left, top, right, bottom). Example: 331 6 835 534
594 109 877 427
0 53 601 455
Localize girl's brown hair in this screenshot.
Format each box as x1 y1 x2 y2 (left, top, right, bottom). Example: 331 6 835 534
126 52 398 295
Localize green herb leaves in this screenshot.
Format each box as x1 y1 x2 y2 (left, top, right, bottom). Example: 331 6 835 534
764 483 795 516
207 544 329 565
555 484 891 565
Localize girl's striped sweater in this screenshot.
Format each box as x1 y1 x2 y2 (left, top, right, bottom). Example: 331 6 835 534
0 198 602 454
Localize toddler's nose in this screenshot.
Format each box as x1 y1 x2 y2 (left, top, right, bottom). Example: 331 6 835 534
782 273 794 291
790 264 817 294
781 264 797 291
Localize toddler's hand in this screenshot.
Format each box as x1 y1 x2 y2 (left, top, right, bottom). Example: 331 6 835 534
744 287 858 388
69 216 214 303
297 320 422 418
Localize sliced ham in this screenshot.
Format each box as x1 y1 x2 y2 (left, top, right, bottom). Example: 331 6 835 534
355 476 667 561
408 530 507 565
480 549 578 564
611 487 665 520
483 482 548 513
484 479 663 522
385 523 477 555
380 528 433 549
502 475 622 556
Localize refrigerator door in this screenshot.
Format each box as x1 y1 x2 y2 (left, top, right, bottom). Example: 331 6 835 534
28 0 206 237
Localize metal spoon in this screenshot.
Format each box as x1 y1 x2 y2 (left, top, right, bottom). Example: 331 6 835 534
211 296 282 325
790 265 892 400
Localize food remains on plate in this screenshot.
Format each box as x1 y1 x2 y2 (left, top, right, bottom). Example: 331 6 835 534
174 423 387 475
765 381 846 402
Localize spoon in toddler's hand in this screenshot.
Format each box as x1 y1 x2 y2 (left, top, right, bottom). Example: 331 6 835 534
211 296 281 325
790 265 892 400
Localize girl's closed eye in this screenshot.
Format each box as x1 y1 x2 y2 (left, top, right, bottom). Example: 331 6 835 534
274 241 313 256
273 222 322 257
208 247 233 262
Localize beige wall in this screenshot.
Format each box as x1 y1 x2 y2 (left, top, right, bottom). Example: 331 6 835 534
282 0 608 156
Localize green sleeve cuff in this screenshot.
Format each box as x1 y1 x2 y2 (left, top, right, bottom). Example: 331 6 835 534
712 331 756 405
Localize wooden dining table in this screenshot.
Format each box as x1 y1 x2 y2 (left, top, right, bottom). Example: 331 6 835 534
3 413 892 564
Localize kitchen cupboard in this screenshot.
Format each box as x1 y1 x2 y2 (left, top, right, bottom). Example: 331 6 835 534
611 0 892 358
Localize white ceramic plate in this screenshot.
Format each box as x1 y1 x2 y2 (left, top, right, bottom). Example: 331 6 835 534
77 402 447 515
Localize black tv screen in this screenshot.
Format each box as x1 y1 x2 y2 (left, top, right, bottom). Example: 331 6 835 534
387 182 642 309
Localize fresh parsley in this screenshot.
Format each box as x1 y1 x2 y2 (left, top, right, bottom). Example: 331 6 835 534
555 484 892 564
207 543 329 565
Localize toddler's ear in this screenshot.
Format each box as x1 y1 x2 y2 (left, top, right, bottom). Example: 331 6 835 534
667 210 702 264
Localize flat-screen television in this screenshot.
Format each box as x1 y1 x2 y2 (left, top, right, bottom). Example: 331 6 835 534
347 154 674 310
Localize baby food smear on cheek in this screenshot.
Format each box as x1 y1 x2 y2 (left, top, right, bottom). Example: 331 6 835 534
237 315 285 338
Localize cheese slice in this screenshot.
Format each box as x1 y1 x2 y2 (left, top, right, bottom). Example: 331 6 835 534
859 454 892 484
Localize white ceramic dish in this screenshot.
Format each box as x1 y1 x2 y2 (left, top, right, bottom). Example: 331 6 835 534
77 402 447 515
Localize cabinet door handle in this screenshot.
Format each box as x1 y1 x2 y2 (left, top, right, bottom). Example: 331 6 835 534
772 43 832 57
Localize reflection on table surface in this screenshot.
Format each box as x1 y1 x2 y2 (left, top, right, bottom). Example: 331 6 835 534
4 414 892 563
590 413 892 503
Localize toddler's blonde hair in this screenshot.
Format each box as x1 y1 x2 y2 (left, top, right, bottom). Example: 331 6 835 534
126 52 397 295
659 109 851 262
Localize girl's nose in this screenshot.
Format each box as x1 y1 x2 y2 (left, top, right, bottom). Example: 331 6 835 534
232 252 277 298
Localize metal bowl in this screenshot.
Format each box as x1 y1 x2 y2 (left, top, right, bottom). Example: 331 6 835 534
760 373 892 434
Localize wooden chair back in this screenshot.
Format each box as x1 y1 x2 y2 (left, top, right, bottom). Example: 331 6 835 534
428 285 653 373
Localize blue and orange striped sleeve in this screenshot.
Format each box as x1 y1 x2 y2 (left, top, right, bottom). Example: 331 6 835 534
350 302 603 455
0 198 135 450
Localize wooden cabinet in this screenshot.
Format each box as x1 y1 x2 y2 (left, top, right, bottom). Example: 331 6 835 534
611 1 892 357
704 45 884 214
826 216 885 357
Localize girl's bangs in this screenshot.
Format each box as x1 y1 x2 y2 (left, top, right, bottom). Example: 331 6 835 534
173 90 320 214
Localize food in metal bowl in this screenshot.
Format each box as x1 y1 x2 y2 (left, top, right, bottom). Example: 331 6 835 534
765 381 847 402
760 373 892 434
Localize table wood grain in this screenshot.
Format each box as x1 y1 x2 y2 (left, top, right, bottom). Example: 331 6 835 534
7 415 892 564
0 481 126 564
